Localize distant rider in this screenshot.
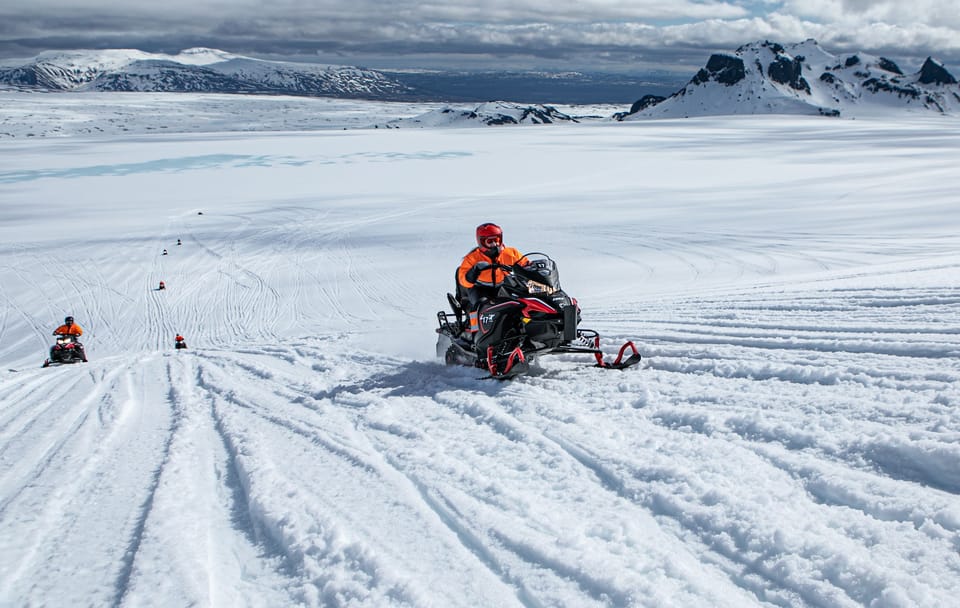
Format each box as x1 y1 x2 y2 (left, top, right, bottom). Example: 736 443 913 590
457 223 528 322
52 316 88 362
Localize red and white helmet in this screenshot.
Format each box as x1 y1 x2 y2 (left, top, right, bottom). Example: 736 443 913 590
476 222 503 249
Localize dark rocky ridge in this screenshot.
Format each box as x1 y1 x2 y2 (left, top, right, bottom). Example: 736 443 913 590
622 39 959 119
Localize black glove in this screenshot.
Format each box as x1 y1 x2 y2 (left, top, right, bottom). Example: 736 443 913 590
465 262 491 283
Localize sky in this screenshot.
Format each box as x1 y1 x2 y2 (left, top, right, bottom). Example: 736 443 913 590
1 97 959 606
2 0 960 74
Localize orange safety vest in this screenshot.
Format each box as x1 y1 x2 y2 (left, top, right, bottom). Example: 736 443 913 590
53 323 83 336
457 246 528 291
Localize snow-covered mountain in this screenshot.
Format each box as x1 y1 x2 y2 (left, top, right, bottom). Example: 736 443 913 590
375 101 579 128
0 48 419 100
621 40 960 119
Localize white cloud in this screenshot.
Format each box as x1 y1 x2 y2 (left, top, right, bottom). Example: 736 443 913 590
1 0 959 70
11 1 749 23
781 0 960 28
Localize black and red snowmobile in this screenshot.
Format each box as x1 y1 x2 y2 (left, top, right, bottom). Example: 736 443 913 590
42 335 86 368
436 252 641 379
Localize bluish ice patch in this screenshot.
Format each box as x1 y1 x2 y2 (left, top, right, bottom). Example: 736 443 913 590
367 151 473 161
0 154 309 183
315 151 473 165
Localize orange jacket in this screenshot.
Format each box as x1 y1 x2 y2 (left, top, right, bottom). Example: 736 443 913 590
53 323 83 336
457 246 528 290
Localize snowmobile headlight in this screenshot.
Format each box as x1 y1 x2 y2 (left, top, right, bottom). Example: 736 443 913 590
525 279 556 295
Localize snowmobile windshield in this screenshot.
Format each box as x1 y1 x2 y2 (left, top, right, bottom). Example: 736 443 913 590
519 253 561 291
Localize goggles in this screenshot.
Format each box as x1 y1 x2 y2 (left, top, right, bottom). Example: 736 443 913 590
481 236 502 248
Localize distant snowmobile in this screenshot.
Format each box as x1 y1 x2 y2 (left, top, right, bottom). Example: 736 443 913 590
42 335 87 367
158 281 165 290
436 252 641 379
175 334 187 349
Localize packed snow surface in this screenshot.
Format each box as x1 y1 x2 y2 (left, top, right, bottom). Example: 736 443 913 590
1 94 959 607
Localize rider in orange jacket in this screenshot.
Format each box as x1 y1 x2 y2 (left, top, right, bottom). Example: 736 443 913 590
457 223 528 310
52 316 87 362
53 316 83 337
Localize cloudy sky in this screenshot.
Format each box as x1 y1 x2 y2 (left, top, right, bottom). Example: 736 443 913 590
2 0 959 73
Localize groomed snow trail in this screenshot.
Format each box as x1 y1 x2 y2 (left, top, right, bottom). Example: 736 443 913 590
3 274 958 607
1 108 960 606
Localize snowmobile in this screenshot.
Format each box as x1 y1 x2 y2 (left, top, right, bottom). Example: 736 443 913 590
436 252 641 379
42 335 86 367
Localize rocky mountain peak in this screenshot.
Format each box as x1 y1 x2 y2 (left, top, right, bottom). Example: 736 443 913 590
919 57 958 85
691 55 746 86
622 40 960 120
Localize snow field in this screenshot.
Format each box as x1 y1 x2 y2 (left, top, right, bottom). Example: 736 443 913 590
1 99 959 606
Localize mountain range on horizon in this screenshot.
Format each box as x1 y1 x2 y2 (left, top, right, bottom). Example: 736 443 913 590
0 47 674 104
1 41 958 119
0 48 424 100
620 39 959 119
